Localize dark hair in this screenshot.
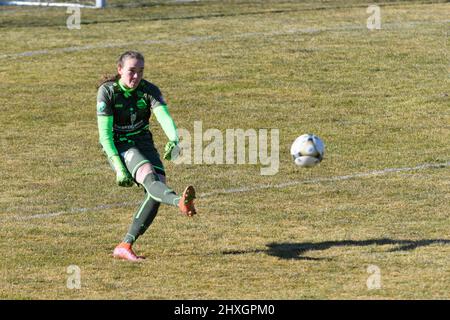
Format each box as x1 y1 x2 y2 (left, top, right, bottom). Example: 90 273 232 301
97 51 145 88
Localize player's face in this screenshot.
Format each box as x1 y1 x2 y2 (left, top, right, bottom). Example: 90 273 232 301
118 58 144 89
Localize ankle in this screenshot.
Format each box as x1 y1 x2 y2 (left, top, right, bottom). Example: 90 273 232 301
117 242 132 249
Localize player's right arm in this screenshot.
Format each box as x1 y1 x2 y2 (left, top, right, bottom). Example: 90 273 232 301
97 84 133 187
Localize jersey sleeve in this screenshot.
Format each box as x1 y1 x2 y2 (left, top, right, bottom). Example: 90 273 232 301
96 83 119 159
97 115 119 159
96 84 114 116
146 83 167 110
153 105 179 143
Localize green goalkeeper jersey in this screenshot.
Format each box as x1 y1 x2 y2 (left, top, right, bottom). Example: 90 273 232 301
97 79 178 160
97 79 166 135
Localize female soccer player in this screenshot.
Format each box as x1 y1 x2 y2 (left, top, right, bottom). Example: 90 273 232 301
97 51 196 262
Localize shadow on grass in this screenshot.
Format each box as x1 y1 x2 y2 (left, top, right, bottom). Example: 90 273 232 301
222 238 450 261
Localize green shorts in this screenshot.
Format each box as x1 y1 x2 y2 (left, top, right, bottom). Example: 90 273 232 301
114 131 165 179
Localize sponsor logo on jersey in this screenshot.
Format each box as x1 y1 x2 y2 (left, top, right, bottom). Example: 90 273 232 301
137 98 147 109
97 101 107 113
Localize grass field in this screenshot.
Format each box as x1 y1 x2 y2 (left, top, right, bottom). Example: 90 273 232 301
0 0 449 299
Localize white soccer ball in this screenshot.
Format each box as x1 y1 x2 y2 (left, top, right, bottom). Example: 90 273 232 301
290 134 325 167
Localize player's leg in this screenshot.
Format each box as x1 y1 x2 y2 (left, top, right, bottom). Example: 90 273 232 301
117 148 195 244
111 146 162 260
121 162 163 246
125 150 182 207
142 134 196 216
139 144 197 217
127 144 196 216
113 142 196 261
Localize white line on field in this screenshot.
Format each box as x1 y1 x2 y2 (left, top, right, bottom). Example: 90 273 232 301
200 161 450 197
1 19 448 60
4 161 449 221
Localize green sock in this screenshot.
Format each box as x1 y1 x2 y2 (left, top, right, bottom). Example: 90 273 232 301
141 174 181 206
123 173 180 244
123 192 161 244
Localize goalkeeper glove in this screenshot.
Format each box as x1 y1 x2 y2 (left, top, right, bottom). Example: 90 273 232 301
110 155 134 187
164 141 180 161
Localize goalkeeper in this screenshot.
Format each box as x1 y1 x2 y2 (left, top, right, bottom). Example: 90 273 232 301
96 51 196 262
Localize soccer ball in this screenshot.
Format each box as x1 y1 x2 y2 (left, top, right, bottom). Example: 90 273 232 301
290 134 325 167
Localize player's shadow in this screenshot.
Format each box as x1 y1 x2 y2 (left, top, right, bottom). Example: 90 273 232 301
222 238 450 261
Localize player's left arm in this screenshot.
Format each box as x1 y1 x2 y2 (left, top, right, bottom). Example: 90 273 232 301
153 105 179 143
147 83 179 160
153 105 179 160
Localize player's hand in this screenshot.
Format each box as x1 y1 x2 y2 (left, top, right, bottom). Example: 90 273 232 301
110 155 134 187
116 168 134 187
164 141 180 161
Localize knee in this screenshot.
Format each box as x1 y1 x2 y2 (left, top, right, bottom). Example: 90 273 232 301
135 163 154 184
135 163 167 185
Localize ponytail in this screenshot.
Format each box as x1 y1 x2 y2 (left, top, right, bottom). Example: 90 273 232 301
97 73 120 88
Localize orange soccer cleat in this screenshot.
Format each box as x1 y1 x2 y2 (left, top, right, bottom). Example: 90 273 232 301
112 242 145 262
178 185 197 217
